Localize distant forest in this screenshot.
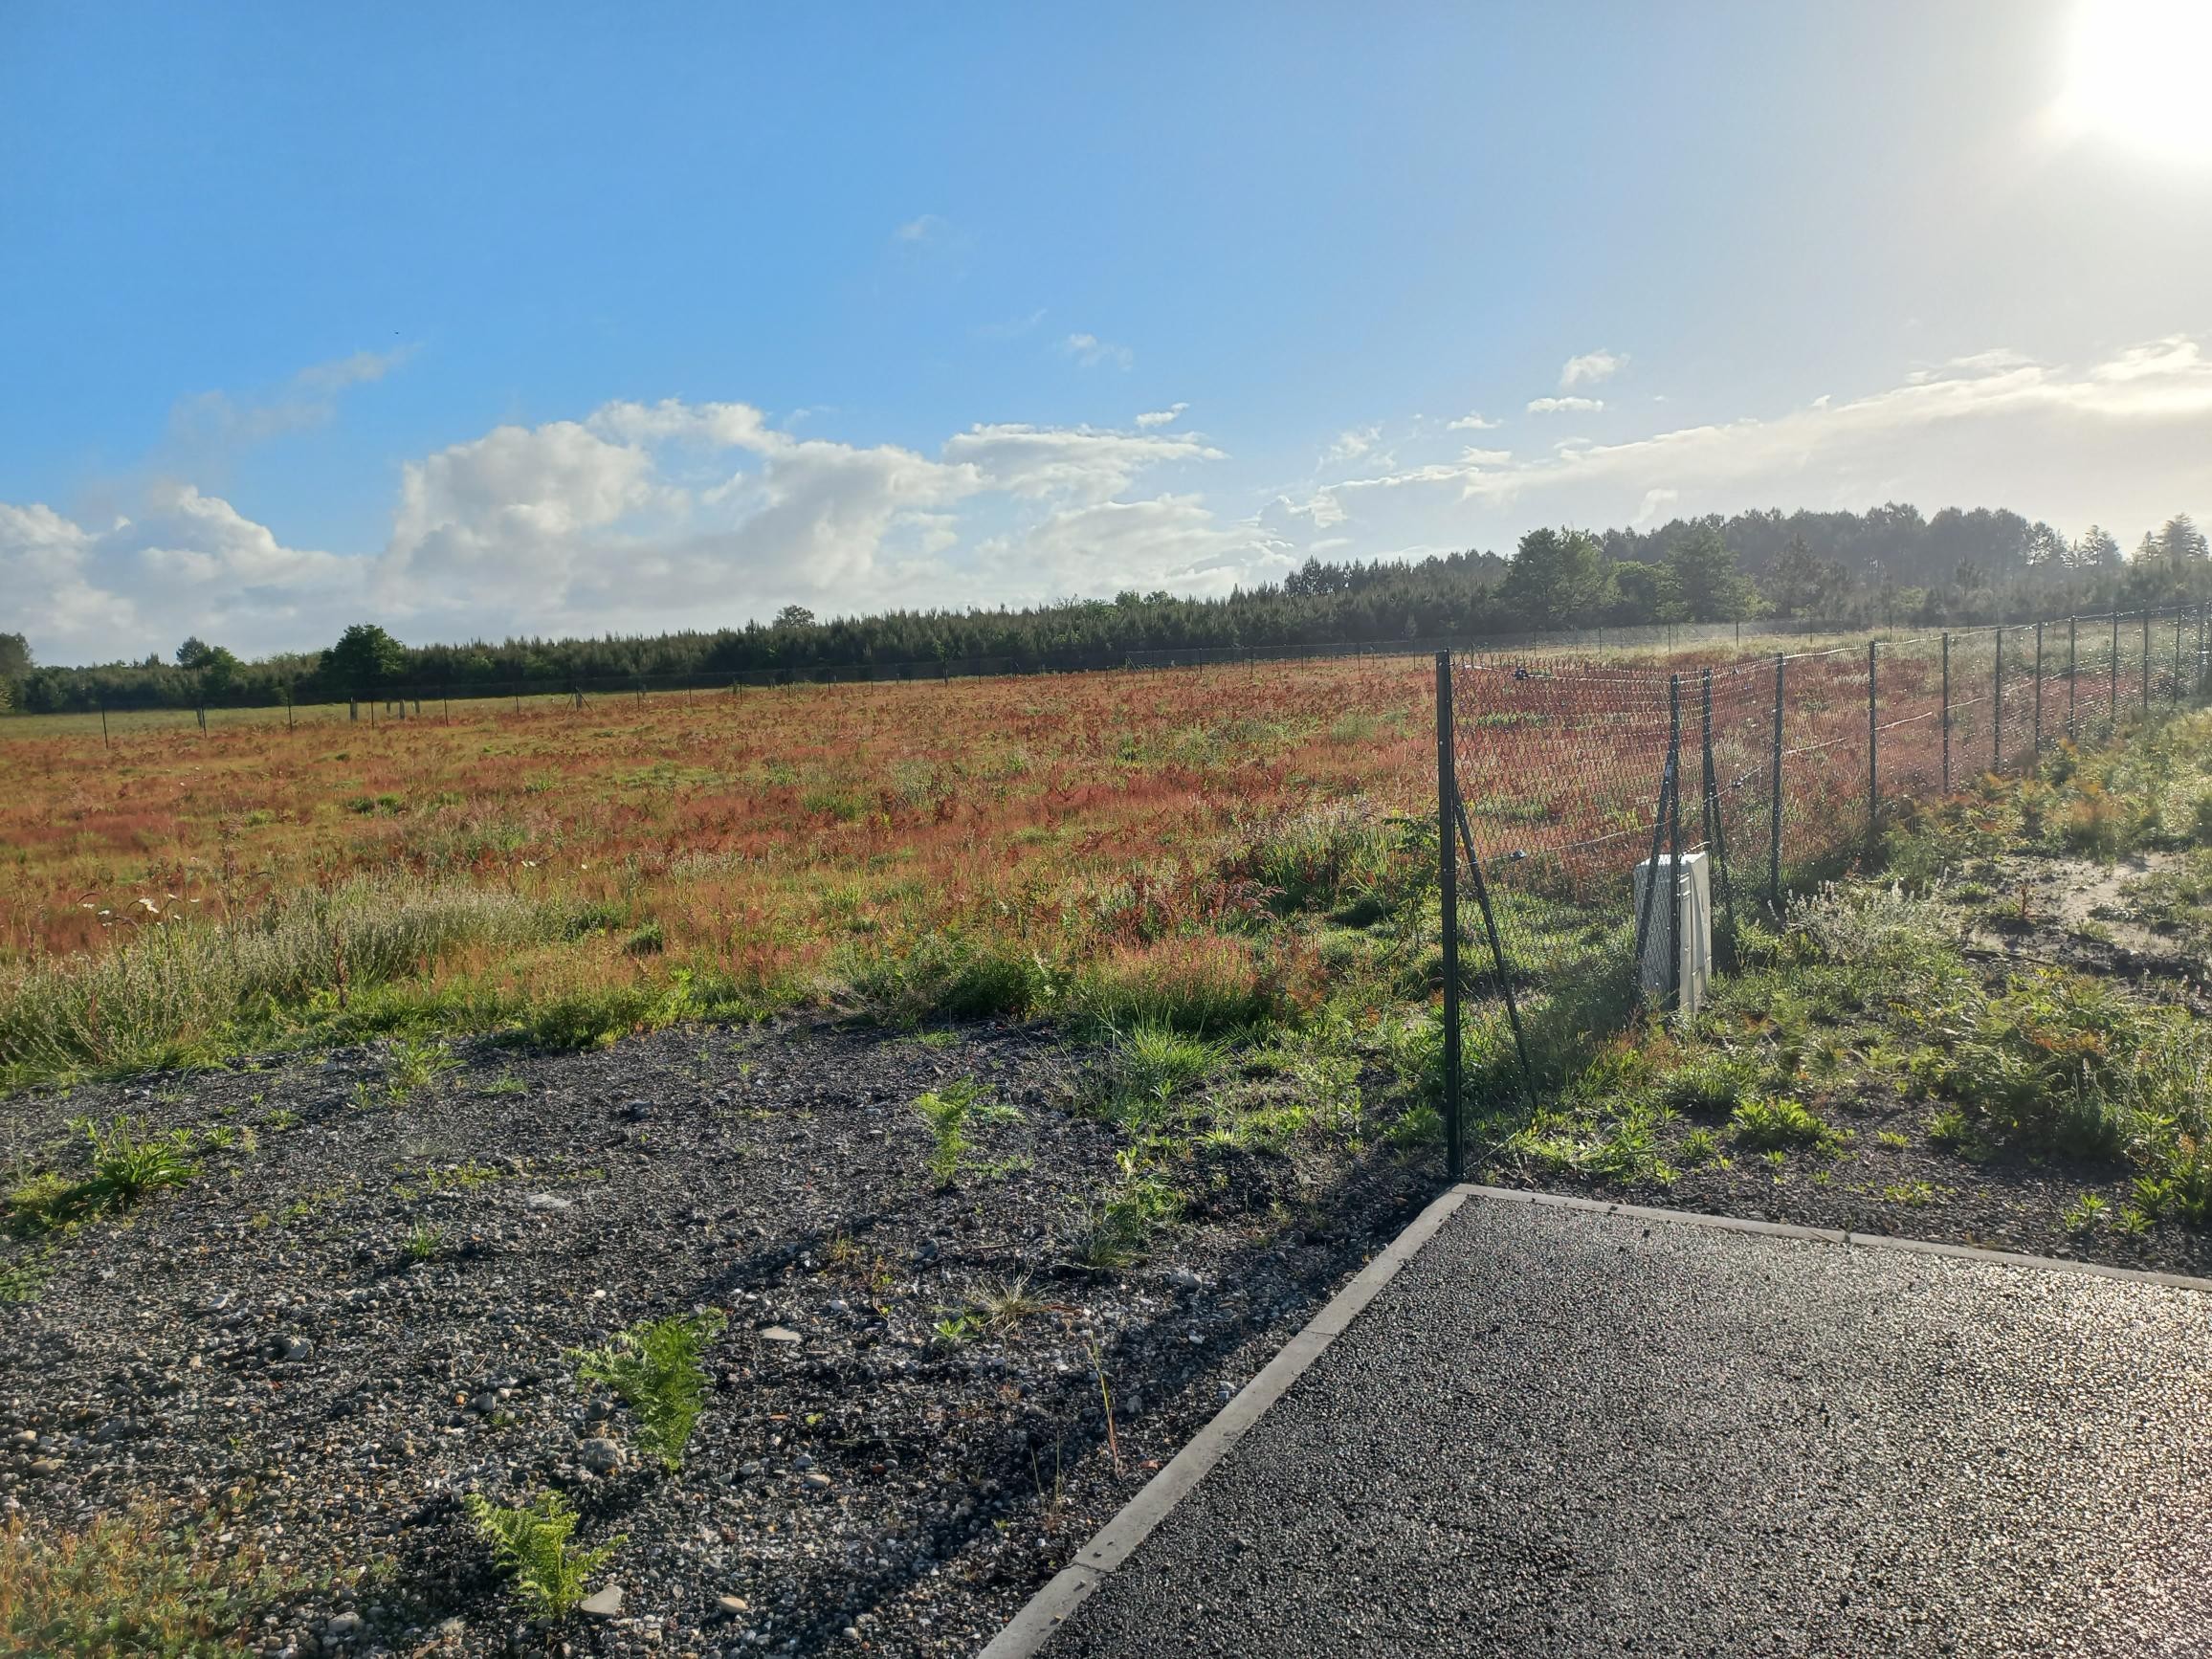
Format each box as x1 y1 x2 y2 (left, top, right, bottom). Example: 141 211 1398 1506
5 501 2209 713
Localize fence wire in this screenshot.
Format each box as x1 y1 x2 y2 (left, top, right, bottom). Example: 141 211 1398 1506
1442 607 2211 1119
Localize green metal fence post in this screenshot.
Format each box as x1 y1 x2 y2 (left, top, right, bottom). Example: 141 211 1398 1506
2033 621 2043 761
1867 640 1879 862
1993 627 2003 771
1769 654 1784 910
1940 632 1951 794
1435 653 1462 1183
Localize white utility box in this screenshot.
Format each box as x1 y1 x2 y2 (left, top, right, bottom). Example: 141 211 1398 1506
1631 850 1712 1014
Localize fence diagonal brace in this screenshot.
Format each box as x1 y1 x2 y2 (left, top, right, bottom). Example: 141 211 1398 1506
1450 787 1540 1117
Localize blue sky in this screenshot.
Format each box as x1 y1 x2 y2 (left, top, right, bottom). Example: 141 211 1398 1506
5 0 2211 662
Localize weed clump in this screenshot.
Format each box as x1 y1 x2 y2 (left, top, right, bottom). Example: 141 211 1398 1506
1 1508 281 1655
570 1311 727 1471
1729 1097 1835 1152
845 935 1056 1025
1073 933 1281 1034
1066 1167 1183 1267
1091 1024 1220 1131
7 1117 198 1235
463 1492 623 1621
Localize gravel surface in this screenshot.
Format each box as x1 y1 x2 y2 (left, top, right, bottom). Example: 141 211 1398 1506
0 1018 1432 1657
1044 1194 2212 1658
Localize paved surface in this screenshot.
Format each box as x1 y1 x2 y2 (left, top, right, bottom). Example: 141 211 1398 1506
1038 1194 2212 1658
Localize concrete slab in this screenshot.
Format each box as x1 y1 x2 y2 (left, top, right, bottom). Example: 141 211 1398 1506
1010 1190 2212 1658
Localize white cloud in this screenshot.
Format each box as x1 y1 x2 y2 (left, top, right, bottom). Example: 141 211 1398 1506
1527 395 1605 414
0 397 1255 660
1136 403 1188 429
13 335 2212 663
1560 349 1626 388
894 213 946 242
1325 425 1382 461
166 345 415 467
1277 337 2212 561
2 485 365 658
1062 332 1134 370
1447 411 1500 431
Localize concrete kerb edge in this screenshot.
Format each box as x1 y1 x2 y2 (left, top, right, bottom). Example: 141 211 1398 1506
1459 1184 2212 1294
973 1183 1476 1659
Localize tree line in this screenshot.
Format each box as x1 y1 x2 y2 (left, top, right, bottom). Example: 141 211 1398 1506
4 502 2206 714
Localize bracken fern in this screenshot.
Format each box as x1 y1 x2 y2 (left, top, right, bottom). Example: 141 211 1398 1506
463 1492 623 1621
569 1311 726 1471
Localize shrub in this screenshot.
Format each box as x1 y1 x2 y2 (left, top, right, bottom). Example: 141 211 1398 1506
1242 799 1399 913
570 1311 727 1471
463 1492 624 1621
2063 782 2123 858
1909 970 2146 1161
1791 882 1958 972
1729 1096 1835 1152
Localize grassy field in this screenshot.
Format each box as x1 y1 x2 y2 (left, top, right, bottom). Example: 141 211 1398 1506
0 660 1439 1085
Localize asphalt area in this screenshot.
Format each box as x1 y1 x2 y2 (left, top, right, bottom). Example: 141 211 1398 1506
1022 1191 2212 1659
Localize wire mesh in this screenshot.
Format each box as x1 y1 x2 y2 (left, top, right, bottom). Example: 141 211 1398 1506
1445 608 2207 1086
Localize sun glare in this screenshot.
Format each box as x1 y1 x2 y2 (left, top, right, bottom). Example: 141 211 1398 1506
2062 0 2212 163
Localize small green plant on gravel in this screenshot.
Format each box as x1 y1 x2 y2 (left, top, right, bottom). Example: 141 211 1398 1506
913 1077 1019 1185
462 1492 623 1623
1882 1180 1937 1206
0 1250 49 1304
2062 1192 2111 1233
80 1115 200 1207
1067 1168 1183 1268
931 1311 984 1350
2133 1151 2212 1228
570 1311 727 1471
1874 1130 1911 1151
1679 1127 1720 1167
6 1172 82 1235
263 1107 301 1131
1087 1338 1125 1475
938 1274 1051 1344
478 1070 528 1096
387 1035 459 1099
2 1507 284 1655
1729 1096 1835 1153
403 1223 445 1262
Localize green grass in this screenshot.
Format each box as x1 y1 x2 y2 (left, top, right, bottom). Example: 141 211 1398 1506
0 875 574 1084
